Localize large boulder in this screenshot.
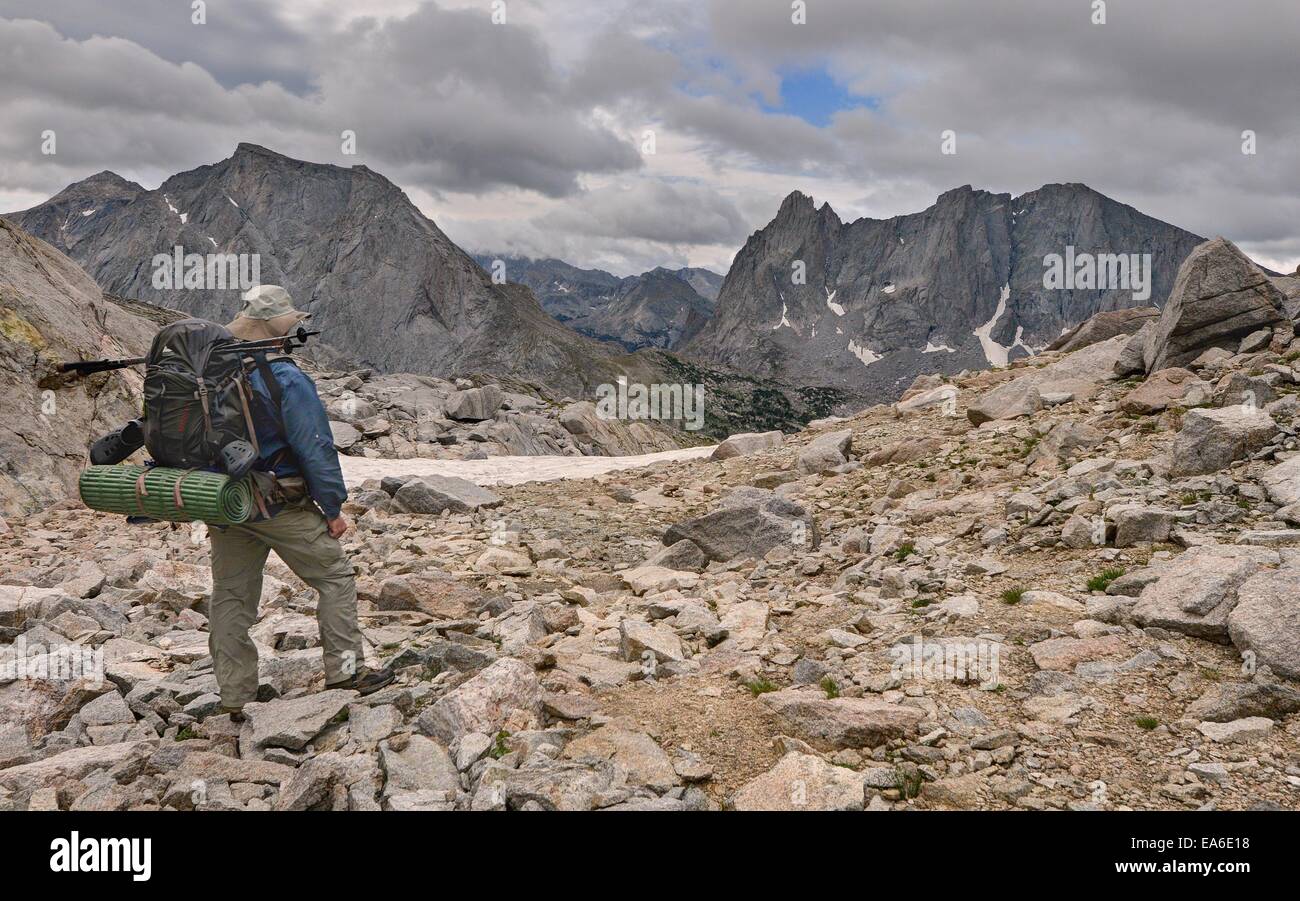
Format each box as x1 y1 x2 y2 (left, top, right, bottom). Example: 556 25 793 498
562 723 677 792
416 657 542 745
1030 420 1103 465
1186 678 1300 722
244 690 357 751
377 735 460 802
798 429 853 474
1211 372 1276 409
710 431 783 461
618 618 687 663
1110 505 1177 547
661 487 817 562
759 690 923 750
329 420 362 450
1262 456 1300 506
1049 307 1160 353
1120 368 1205 415
967 382 1042 426
895 385 958 415
0 219 159 517
376 574 479 618
1141 238 1288 372
728 752 866 811
1113 324 1153 377
555 401 684 457
1131 545 1279 641
1227 565 1300 681
444 385 504 422
1168 407 1276 477
391 475 503 514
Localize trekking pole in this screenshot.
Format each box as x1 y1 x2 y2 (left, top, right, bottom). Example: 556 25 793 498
58 355 147 375
219 327 321 355
58 327 321 375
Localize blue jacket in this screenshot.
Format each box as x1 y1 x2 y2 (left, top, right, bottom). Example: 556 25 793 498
247 359 348 519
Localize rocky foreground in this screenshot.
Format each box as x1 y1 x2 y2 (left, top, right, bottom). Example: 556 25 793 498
3 238 1300 811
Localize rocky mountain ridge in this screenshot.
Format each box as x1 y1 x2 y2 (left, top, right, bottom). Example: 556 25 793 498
6 144 676 399
683 183 1210 403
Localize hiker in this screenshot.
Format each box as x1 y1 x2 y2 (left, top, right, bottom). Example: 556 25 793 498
210 284 392 720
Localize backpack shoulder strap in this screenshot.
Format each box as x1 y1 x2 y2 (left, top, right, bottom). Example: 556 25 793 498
247 352 301 470
251 351 286 413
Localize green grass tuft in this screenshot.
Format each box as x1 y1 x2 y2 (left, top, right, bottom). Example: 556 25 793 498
1086 567 1126 592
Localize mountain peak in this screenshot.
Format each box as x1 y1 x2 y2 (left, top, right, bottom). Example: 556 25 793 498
774 190 839 226
37 170 145 209
777 190 816 214
232 142 284 160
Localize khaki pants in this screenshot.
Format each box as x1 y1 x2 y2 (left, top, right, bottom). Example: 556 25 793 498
208 504 363 708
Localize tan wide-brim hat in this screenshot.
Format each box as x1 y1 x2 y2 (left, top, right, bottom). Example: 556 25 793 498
227 284 311 341
227 310 311 342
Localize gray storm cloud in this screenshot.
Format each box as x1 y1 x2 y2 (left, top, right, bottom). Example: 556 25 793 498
0 0 1296 274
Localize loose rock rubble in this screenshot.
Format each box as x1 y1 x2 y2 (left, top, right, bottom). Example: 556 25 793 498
3 241 1300 811
316 370 697 461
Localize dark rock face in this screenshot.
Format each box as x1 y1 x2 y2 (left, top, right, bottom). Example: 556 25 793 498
682 184 1206 402
6 144 635 397
1140 237 1290 372
477 257 720 351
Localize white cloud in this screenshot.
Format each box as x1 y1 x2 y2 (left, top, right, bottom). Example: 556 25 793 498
2 0 1298 275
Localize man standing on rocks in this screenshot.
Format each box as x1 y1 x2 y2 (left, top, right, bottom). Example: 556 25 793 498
212 285 393 720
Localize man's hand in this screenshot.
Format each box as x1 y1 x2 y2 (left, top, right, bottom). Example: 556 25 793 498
326 515 350 539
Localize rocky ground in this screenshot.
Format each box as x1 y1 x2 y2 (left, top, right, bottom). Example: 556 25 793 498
317 371 701 461
3 236 1300 811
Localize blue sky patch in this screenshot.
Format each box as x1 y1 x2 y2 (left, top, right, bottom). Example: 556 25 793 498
764 67 878 127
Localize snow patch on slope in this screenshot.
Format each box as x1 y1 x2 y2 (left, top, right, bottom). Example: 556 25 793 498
163 194 187 224
973 284 1017 367
773 300 793 331
847 339 882 367
825 287 845 317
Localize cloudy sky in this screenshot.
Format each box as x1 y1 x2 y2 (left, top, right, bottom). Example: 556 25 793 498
1 0 1296 276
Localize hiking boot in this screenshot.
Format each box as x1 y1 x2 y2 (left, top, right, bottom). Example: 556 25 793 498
326 666 395 696
221 706 246 724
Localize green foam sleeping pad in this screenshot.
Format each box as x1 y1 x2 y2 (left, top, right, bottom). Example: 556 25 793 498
79 465 255 525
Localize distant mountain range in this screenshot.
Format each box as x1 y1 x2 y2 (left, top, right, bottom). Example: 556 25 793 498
6 143 657 397
10 144 1221 412
5 146 845 436
472 255 721 351
683 184 1207 398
